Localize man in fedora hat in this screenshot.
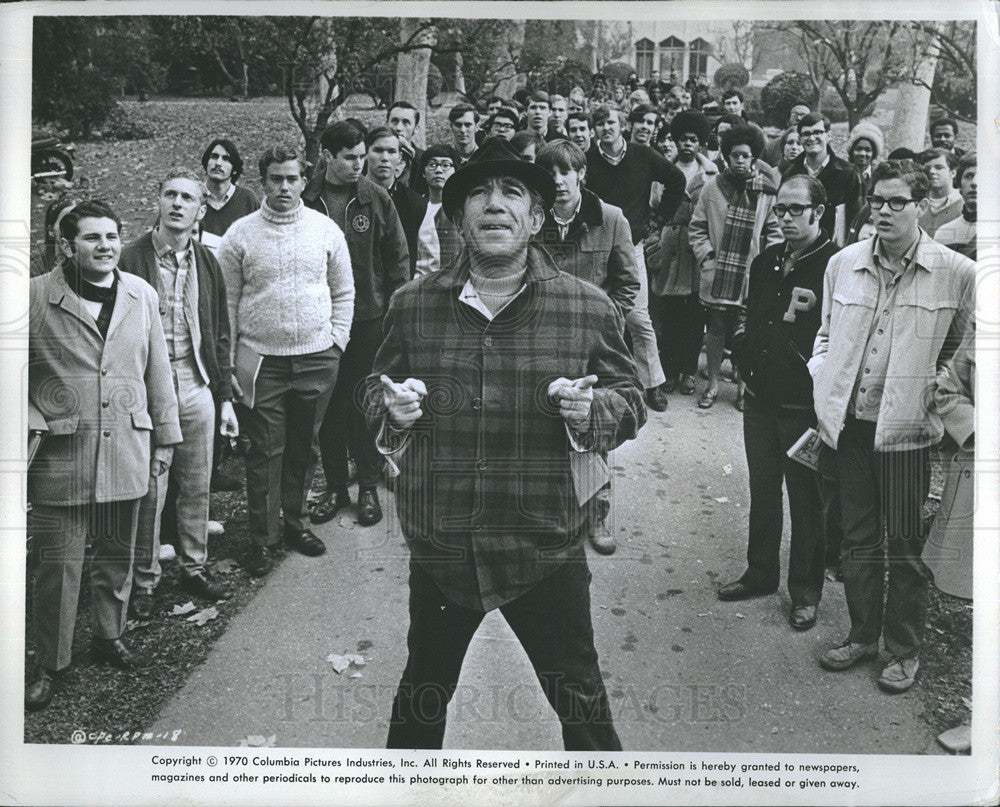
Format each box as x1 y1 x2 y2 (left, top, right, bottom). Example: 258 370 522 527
366 136 646 750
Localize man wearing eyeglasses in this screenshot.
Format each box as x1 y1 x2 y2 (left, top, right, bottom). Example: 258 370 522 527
721 175 835 631
782 114 863 247
808 159 975 694
484 108 519 141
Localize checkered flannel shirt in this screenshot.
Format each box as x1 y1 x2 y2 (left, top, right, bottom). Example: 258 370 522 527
365 244 646 612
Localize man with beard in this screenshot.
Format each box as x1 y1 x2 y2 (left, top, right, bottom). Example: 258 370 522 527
199 138 260 254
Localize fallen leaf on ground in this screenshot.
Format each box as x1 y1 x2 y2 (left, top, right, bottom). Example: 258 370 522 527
326 653 366 673
171 601 197 615
713 496 730 503
211 558 237 574
126 619 153 631
187 606 219 626
723 464 732 475
349 673 363 678
735 613 745 619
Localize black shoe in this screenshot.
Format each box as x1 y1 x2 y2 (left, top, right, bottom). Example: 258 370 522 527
717 580 777 602
129 588 155 620
93 637 143 669
283 526 326 556
661 376 678 394
210 471 241 492
645 386 669 412
309 488 351 525
25 666 58 711
245 544 272 576
790 605 817 631
180 572 228 600
357 488 383 526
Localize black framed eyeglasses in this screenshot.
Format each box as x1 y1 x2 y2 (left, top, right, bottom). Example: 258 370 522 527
773 203 814 218
867 195 916 212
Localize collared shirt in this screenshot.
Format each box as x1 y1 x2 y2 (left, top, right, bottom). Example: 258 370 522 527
850 233 921 421
597 137 627 166
415 201 443 276
365 244 645 612
805 153 830 177
551 196 583 241
206 182 236 211
151 225 199 365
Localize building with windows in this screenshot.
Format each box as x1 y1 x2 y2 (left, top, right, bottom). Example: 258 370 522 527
630 22 740 84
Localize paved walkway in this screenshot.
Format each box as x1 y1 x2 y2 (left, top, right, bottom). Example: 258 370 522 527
145 388 939 753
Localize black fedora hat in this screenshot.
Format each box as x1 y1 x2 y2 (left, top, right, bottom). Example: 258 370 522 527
442 136 556 220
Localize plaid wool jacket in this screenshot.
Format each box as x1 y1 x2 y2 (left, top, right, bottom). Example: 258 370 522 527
365 244 646 611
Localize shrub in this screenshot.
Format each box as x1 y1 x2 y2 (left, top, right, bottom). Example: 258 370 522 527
713 63 750 91
759 72 818 128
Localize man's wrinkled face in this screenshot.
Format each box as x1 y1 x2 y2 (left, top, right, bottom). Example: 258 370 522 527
325 142 366 185
458 176 543 262
631 112 658 145
264 160 306 212
567 119 591 151
206 145 234 182
930 124 957 151
595 113 622 147
923 155 955 193
64 216 121 278
159 177 205 233
388 107 417 142
450 111 478 151
367 135 400 185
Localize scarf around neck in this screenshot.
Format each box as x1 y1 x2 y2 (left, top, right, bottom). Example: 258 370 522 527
63 260 118 338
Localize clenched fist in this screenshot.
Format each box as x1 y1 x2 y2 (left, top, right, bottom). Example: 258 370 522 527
547 374 598 431
381 375 427 430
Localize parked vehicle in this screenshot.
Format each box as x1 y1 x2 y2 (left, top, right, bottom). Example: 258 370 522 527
31 136 74 182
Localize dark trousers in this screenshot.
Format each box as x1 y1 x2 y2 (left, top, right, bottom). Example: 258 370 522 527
741 397 825 605
244 347 340 547
650 293 705 377
318 317 384 492
828 416 931 658
387 560 621 751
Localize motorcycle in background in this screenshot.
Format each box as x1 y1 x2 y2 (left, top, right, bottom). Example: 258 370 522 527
31 136 74 182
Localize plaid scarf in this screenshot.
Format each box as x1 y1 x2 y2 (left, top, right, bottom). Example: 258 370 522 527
711 168 776 303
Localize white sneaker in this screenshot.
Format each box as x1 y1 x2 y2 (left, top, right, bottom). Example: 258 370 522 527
158 543 176 561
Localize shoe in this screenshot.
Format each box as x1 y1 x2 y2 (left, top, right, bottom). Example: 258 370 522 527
283 526 326 556
357 488 383 527
717 580 776 602
697 388 718 409
679 375 696 395
789 605 817 631
819 640 879 671
734 390 745 412
180 572 228 600
309 488 351 525
645 386 669 412
129 588 155 620
245 544 272 576
210 471 241 492
25 666 58 710
878 657 919 693
661 377 678 394
587 519 617 555
93 637 143 670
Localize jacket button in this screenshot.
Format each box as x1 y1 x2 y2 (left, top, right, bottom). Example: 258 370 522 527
103 430 111 437
477 458 488 470
102 401 109 408
472 521 482 532
483 336 493 347
472 397 482 410
101 369 107 376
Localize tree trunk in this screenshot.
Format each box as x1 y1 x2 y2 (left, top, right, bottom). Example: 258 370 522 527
494 20 526 100
395 18 436 147
887 26 939 152
452 51 466 96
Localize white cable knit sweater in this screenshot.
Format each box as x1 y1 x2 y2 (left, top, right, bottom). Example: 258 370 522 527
217 200 354 359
